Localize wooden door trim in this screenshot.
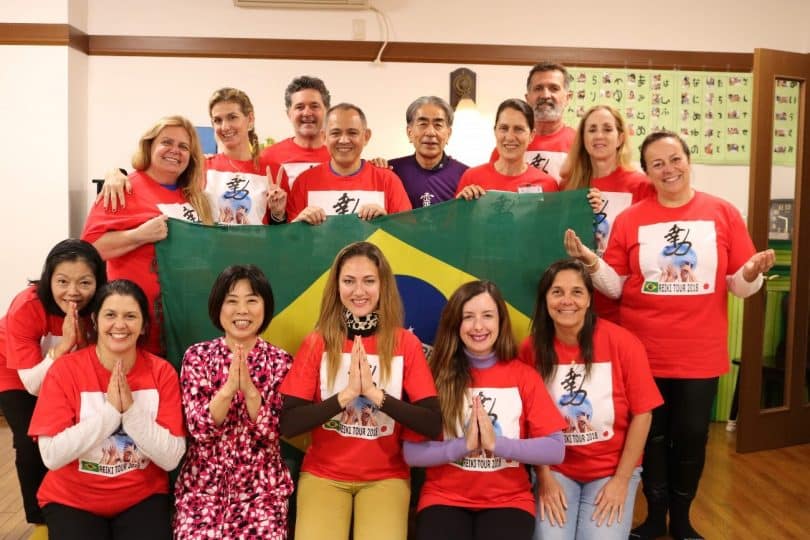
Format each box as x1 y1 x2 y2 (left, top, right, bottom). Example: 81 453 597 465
739 49 810 452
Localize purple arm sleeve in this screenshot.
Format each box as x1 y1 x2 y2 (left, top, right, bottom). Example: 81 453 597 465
493 431 565 465
403 437 468 467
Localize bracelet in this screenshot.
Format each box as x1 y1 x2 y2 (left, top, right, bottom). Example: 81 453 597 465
584 257 599 268
377 389 387 409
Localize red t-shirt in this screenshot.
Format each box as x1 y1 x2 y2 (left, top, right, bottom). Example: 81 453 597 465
518 319 662 483
603 191 756 378
205 154 269 225
410 359 565 515
259 137 330 193
279 329 437 481
455 163 559 196
287 161 412 221
573 168 655 322
29 347 184 517
489 126 576 182
0 287 67 392
81 171 200 355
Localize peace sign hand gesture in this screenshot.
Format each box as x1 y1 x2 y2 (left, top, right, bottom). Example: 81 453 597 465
266 165 288 222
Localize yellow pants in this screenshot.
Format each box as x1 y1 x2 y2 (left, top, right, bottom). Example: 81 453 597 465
294 472 410 540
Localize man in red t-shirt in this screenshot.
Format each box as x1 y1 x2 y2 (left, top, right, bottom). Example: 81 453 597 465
260 76 332 192
491 62 576 182
287 103 412 224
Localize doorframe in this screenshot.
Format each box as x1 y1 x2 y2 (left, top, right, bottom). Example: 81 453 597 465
738 48 810 452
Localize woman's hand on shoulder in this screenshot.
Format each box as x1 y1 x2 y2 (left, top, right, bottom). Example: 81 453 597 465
97 168 132 211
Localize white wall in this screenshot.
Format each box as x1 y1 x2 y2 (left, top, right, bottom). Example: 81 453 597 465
84 0 810 54
0 45 70 310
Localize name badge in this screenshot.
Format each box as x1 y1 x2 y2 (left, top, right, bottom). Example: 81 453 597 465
518 185 543 194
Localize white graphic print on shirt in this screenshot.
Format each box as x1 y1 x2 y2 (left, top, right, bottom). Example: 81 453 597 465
451 386 522 472
594 191 633 256
320 353 403 440
524 150 567 182
638 220 718 295
206 169 268 225
547 363 614 446
308 190 385 216
77 389 159 476
282 162 322 189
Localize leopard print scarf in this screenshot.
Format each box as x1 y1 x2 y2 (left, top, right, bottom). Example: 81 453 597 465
343 308 379 338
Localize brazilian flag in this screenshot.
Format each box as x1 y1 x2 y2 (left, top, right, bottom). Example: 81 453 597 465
155 190 592 506
156 190 593 367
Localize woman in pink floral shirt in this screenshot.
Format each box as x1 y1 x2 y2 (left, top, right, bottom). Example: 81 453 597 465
173 265 293 539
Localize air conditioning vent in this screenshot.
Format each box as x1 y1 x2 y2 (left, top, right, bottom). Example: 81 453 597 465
234 0 369 9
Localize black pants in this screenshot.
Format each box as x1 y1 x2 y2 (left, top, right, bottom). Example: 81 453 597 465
416 505 535 540
641 377 718 512
0 389 47 524
42 494 172 540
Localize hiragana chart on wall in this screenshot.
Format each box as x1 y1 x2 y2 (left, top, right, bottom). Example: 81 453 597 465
773 79 800 167
562 68 763 166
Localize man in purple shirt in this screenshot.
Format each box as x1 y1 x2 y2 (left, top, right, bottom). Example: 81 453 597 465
390 96 468 208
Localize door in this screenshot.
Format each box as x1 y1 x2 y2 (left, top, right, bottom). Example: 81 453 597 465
738 48 810 452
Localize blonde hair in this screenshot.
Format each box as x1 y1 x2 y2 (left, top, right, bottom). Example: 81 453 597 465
208 87 260 167
317 242 403 391
565 105 633 191
131 115 213 225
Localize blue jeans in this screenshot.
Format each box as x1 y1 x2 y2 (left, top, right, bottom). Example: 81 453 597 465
534 467 642 540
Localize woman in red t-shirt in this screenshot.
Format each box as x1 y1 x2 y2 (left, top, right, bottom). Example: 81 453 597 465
279 241 441 540
455 99 558 200
564 132 775 540
82 115 214 356
521 259 661 540
403 280 565 540
28 279 185 539
561 105 654 322
0 239 106 539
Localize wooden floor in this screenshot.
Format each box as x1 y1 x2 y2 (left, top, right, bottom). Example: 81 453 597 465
0 419 808 539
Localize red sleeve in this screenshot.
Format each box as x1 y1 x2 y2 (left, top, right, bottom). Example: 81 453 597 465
632 178 656 202
611 325 663 415
541 175 559 193
400 330 437 403
152 355 185 437
385 172 413 214
279 332 323 400
517 361 567 437
724 202 757 273
6 292 51 370
28 357 77 437
81 198 152 244
286 171 308 222
454 169 474 196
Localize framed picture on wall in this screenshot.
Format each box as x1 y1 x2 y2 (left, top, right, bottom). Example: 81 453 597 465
769 199 794 240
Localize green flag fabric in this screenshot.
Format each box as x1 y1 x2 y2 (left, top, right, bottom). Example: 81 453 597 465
155 190 593 368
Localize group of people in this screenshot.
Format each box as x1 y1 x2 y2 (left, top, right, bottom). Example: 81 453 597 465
0 60 775 540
